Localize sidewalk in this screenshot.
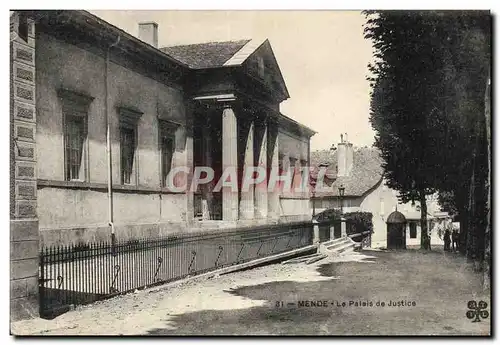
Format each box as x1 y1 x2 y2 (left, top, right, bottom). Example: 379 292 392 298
11 248 491 336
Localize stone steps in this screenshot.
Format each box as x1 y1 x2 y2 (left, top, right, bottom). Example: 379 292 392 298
319 236 356 256
281 237 358 266
282 253 328 265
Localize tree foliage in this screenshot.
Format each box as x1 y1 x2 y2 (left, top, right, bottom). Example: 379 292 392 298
345 212 374 236
314 209 374 237
364 11 490 252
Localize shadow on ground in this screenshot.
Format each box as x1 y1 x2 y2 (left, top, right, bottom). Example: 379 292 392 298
145 249 490 336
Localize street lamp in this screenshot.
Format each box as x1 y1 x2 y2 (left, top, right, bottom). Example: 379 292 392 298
338 184 345 215
311 179 317 218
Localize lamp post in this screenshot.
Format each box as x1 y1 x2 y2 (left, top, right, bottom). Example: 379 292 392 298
311 179 317 218
338 184 346 237
312 190 316 218
338 184 345 215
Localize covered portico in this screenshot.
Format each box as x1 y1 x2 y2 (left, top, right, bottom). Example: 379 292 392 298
191 94 281 223
163 38 315 225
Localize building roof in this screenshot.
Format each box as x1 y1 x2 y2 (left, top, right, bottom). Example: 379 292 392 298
22 10 190 74
21 11 313 138
310 147 385 197
160 39 251 69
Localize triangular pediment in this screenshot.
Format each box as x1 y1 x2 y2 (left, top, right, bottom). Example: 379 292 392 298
225 39 290 101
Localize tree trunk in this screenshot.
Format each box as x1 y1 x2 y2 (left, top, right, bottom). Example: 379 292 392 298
454 189 469 256
420 190 431 250
483 74 491 289
466 165 476 262
457 207 468 255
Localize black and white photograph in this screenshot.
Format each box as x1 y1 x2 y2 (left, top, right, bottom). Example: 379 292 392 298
8 6 492 336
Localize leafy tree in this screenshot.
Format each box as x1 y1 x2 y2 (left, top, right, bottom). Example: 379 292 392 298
483 72 491 289
364 11 447 250
433 12 490 259
364 11 490 256
437 191 458 217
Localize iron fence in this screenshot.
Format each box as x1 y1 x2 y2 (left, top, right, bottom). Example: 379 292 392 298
348 230 372 248
39 221 313 318
317 220 342 242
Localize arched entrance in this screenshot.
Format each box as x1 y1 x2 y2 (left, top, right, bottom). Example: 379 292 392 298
386 211 407 249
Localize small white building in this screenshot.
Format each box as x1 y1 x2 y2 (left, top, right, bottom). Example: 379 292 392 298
310 135 451 247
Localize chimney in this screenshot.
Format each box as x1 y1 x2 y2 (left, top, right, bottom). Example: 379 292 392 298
138 22 158 48
337 133 354 177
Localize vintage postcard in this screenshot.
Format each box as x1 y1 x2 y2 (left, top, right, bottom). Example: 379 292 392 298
9 9 491 336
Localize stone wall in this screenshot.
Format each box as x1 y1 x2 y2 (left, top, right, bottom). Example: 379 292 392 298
10 12 39 321
35 31 191 245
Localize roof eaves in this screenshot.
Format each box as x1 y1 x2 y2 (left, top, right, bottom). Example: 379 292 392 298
261 39 290 99
278 112 317 137
358 176 384 198
76 10 190 69
223 38 266 67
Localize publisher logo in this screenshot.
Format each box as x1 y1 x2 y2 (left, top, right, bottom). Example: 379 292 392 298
466 300 489 322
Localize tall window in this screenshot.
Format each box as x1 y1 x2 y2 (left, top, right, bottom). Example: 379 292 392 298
118 107 142 185
65 113 86 180
59 89 93 182
161 136 174 186
120 126 136 185
159 119 178 187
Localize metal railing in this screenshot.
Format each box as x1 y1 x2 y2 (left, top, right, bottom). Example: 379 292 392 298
348 230 373 248
39 221 313 318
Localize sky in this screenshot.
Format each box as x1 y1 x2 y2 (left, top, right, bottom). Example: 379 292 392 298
91 10 376 151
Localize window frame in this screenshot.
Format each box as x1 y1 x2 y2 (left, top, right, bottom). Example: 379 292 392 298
118 107 143 186
409 222 418 239
58 89 94 182
158 119 179 188
119 124 137 185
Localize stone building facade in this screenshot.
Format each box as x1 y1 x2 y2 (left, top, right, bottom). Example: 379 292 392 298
10 10 315 320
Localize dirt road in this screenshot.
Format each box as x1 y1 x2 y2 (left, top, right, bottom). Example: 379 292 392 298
11 248 490 336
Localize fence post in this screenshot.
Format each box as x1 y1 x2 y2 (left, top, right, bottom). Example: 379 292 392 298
313 219 320 245
39 249 45 317
329 225 335 240
341 217 347 238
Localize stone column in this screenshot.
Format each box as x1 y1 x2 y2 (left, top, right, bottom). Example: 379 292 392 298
341 218 347 237
10 13 39 321
239 120 254 220
254 120 267 219
201 115 213 220
184 102 195 225
281 154 291 197
267 123 280 221
222 105 238 221
313 219 320 245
